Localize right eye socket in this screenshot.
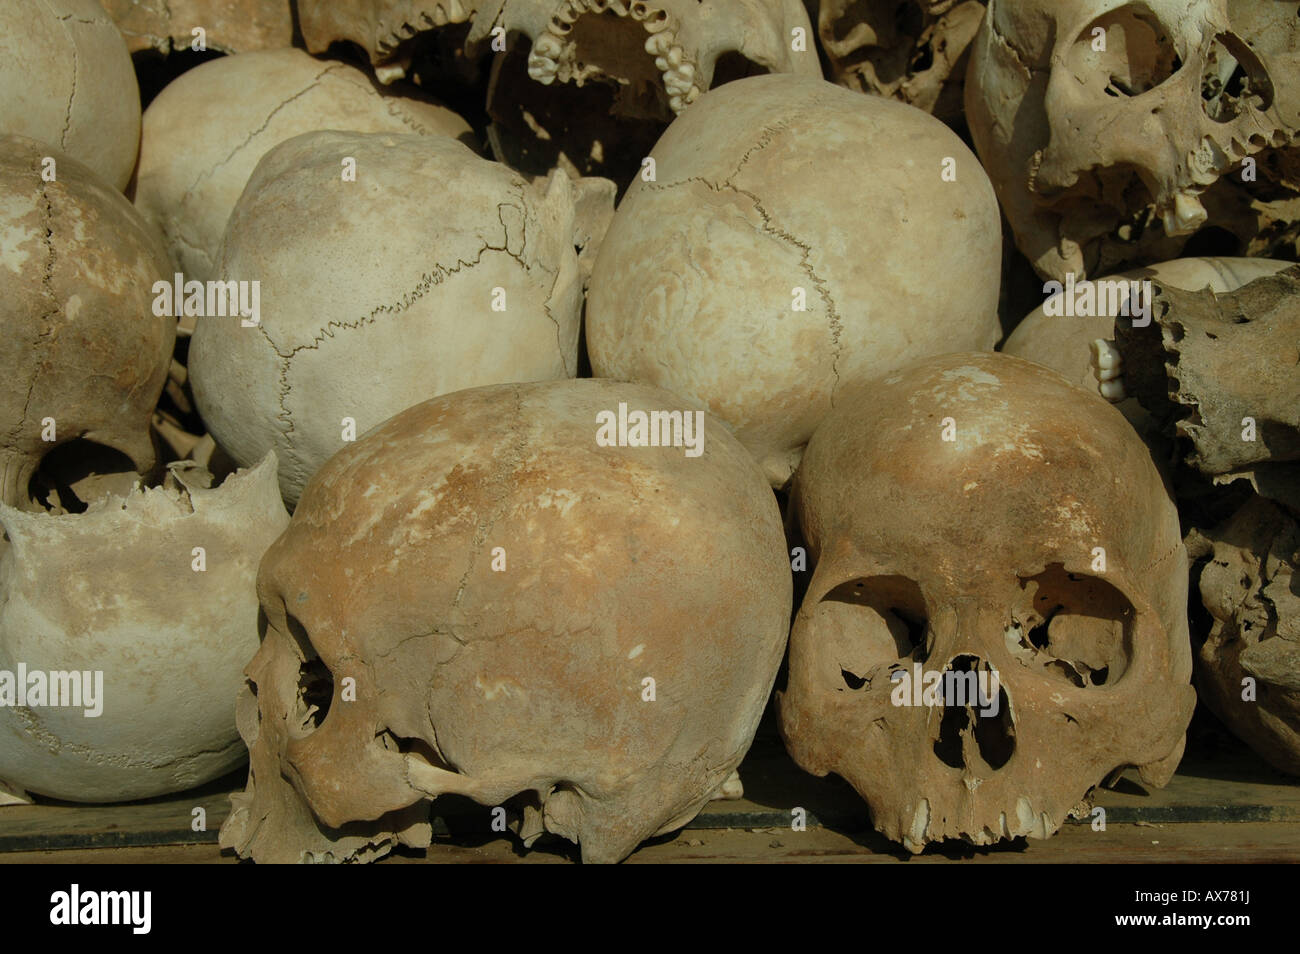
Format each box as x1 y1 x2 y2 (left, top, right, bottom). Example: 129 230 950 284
1066 5 1185 99
811 575 930 691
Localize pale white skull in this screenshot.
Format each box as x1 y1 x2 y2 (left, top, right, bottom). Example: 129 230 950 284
779 352 1194 852
819 0 987 123
133 49 475 281
219 379 791 863
0 454 289 802
966 0 1300 281
0 135 175 509
0 0 141 192
587 74 1002 487
190 130 593 508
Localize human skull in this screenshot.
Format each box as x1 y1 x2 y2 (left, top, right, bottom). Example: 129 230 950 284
1188 495 1300 775
190 130 592 508
219 378 791 863
779 352 1194 852
1003 256 1291 444
0 454 289 802
966 0 1300 281
103 0 294 55
0 0 141 192
819 0 986 124
587 74 1002 488
1108 264 1300 479
299 0 817 103
133 49 475 281
0 135 174 509
298 0 818 185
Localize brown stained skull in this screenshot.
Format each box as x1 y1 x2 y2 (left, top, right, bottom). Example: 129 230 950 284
0 136 174 508
819 0 986 124
966 0 1300 281
220 378 791 863
778 352 1194 852
1188 495 1300 775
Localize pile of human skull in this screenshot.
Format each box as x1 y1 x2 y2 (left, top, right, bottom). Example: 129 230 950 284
0 0 1295 862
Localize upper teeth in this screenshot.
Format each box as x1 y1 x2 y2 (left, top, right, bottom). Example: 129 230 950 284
523 0 702 115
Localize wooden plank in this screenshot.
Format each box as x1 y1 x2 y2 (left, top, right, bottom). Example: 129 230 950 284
2 730 1297 856
3 822 1298 864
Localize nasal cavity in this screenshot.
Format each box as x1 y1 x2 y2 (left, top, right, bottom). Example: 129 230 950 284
931 655 1015 771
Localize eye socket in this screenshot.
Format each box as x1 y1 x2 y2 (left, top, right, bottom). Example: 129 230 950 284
286 612 334 736
1066 5 1183 98
1007 565 1134 687
1201 32 1273 122
813 575 929 690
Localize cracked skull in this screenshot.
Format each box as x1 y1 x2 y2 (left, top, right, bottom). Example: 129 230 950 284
0 135 174 509
966 0 1300 281
219 378 791 863
133 49 474 281
778 352 1194 852
819 0 987 124
587 74 1002 487
0 0 141 192
190 130 590 508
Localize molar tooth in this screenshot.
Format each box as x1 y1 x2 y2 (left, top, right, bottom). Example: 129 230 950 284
532 33 564 58
527 56 559 84
665 45 683 68
684 85 700 104
644 31 673 55
446 0 469 22
430 5 449 25
663 67 694 96
668 94 684 113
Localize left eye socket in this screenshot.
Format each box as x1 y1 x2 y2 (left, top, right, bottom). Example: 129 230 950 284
1008 564 1134 687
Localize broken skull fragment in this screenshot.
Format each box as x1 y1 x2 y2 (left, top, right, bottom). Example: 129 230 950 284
1108 265 1300 482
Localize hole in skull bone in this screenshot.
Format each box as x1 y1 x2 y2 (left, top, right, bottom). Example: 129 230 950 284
378 729 456 774
286 614 333 734
1007 565 1134 687
28 440 139 514
931 656 1015 771
1066 5 1183 99
1201 33 1274 123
